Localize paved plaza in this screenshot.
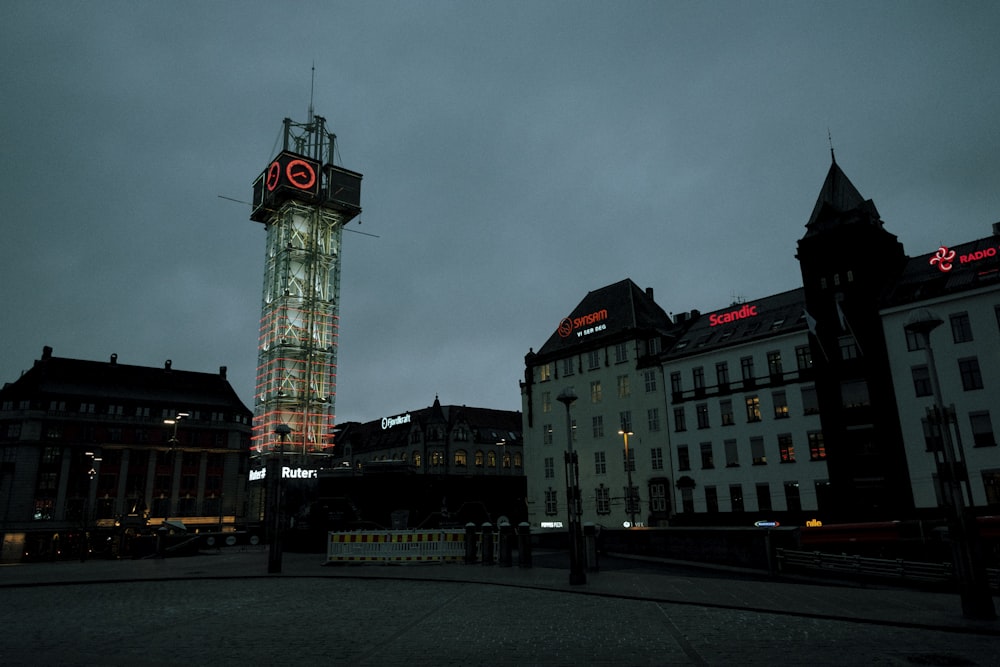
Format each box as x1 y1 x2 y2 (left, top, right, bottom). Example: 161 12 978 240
1 549 997 666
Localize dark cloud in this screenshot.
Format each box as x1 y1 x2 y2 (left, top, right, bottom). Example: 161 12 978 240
3 1 998 421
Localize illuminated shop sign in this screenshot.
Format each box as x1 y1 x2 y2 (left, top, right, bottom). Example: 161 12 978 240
709 304 759 327
930 245 999 273
557 309 609 339
381 413 412 430
248 467 319 482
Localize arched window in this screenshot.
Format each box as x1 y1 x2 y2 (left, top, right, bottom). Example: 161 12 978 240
474 450 484 467
454 450 467 467
487 450 497 468
514 452 522 468
413 452 422 468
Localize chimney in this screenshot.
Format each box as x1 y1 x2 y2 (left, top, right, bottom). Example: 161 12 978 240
110 353 118 365
646 287 654 300
219 366 228 379
992 221 1000 236
42 345 53 360
165 359 172 371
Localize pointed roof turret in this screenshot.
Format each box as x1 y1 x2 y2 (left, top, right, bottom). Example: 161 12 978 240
803 158 882 238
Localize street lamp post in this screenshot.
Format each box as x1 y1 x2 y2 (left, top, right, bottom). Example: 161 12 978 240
162 413 189 520
619 429 637 528
267 423 291 574
905 309 995 620
556 388 586 585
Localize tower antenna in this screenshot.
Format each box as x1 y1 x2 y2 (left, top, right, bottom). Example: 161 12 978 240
828 128 836 164
308 61 316 125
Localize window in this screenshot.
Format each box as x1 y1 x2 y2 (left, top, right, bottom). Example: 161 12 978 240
716 361 730 388
650 482 668 513
623 446 635 472
772 391 789 419
906 327 927 351
692 367 705 393
475 450 484 467
922 416 943 452
596 486 611 514
795 344 813 371
730 484 744 512
696 403 709 429
617 374 631 398
839 335 860 360
756 482 772 512
784 481 802 513
648 337 662 356
561 357 575 377
724 439 739 467
700 442 714 469
801 385 819 415
647 408 660 432
720 399 734 426
615 342 628 363
624 485 640 517
541 391 552 413
544 489 558 515
643 369 658 392
539 363 552 382
950 312 973 343
590 381 602 403
751 436 766 465
588 350 600 370
767 351 783 379
594 451 606 475
970 412 996 447
745 396 761 422
677 445 690 471
681 487 694 513
808 431 826 460
984 470 1000 506
959 357 984 391
650 447 663 470
670 371 682 394
740 356 755 383
619 411 632 433
778 433 795 462
673 407 687 432
912 365 932 397
705 486 719 513
592 415 604 438
543 424 553 445
841 380 870 408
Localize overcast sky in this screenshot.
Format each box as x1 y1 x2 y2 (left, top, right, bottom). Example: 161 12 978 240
2 2 998 422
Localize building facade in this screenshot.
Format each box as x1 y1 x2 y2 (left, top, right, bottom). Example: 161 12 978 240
522 159 1000 530
0 347 252 561
319 398 525 529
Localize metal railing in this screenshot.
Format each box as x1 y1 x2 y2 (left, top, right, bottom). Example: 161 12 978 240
776 548 1000 590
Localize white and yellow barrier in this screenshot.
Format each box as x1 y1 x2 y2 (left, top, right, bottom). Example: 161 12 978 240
327 530 469 564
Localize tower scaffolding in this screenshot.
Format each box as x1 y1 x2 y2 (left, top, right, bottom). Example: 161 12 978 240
249 116 361 463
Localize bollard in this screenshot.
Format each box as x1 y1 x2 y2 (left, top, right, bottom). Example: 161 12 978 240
481 522 495 565
156 526 168 559
583 522 599 572
498 521 513 567
517 522 532 568
464 522 478 564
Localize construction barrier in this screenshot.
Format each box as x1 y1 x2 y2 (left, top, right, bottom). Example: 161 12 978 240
327 530 471 564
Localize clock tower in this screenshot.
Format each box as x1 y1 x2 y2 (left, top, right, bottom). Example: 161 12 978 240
249 116 362 463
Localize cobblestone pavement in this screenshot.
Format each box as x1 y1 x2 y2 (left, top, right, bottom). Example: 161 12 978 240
2 550 998 666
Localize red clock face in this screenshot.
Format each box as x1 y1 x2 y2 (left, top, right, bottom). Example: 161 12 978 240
285 159 317 190
265 161 282 191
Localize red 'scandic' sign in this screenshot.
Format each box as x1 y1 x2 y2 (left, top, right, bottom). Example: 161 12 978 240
558 309 608 338
709 304 758 327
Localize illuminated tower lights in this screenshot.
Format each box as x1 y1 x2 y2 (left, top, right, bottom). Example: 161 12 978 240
250 116 362 461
